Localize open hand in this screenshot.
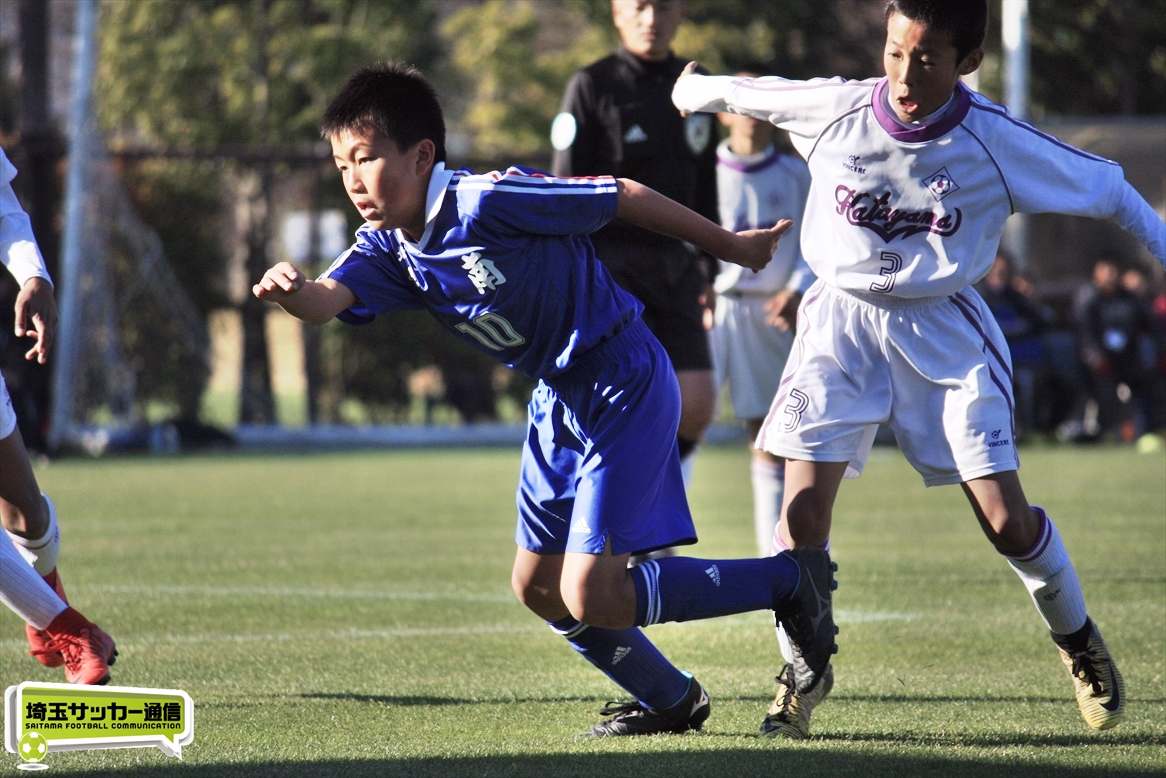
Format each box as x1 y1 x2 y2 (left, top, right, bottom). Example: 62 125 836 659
726 219 793 273
253 262 307 302
14 277 56 364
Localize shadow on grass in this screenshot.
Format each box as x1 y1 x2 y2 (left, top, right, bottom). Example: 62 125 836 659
45 749 1165 778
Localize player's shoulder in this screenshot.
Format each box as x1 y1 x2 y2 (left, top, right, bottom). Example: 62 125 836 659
961 88 1114 164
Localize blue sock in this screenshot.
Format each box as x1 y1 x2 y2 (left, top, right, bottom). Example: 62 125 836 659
632 553 800 626
548 616 691 711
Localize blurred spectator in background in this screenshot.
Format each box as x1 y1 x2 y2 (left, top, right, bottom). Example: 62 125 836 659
977 253 1057 439
1074 255 1166 441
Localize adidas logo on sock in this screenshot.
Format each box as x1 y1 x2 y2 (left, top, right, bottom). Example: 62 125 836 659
705 565 721 587
613 646 631 664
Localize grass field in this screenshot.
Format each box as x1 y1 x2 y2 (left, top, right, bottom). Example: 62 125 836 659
1 443 1162 777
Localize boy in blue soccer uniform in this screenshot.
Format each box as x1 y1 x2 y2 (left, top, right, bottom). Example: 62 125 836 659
255 62 838 736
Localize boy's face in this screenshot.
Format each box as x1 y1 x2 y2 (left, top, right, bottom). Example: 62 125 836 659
718 111 773 148
883 13 982 123
612 0 686 62
331 128 432 238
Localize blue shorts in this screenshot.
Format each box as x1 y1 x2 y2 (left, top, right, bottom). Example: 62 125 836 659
515 319 698 556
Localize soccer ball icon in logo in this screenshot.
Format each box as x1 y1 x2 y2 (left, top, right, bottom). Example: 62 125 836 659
17 731 48 768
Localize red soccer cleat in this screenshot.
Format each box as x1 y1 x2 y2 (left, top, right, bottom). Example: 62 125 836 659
26 568 68 668
43 607 118 685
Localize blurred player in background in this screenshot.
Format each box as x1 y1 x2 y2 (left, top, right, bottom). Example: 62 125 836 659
256 61 838 737
712 74 814 559
552 0 718 501
709 79 821 735
1 147 117 685
675 0 1165 737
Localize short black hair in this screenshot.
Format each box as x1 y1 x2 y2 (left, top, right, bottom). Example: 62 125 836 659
884 0 988 63
321 61 446 163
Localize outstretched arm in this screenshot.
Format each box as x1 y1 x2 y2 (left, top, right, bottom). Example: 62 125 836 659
616 178 791 272
253 262 356 325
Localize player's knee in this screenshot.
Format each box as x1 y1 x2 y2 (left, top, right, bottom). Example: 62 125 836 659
560 579 622 628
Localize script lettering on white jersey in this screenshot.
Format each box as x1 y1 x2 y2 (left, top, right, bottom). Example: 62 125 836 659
835 186 962 242
462 251 507 294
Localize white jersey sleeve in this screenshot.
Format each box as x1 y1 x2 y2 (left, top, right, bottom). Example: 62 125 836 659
0 148 52 288
965 99 1166 263
674 74 879 158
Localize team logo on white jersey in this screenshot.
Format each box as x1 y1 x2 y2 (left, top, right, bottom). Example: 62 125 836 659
835 185 963 242
684 114 712 155
623 124 648 144
461 251 506 294
843 155 867 174
922 167 960 201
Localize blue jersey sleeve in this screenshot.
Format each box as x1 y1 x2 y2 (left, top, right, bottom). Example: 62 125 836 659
455 167 619 238
320 228 425 325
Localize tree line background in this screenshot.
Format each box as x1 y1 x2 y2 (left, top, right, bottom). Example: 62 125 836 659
1 0 1163 441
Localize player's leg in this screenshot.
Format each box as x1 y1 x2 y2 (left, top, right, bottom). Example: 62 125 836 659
512 372 708 734
0 388 66 666
674 367 716 482
511 546 707 734
962 472 1123 729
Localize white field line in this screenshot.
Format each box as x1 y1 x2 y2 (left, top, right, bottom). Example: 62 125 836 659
0 586 916 649
85 584 517 603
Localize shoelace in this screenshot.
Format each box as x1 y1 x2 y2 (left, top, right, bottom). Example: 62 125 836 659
1070 651 1105 695
768 671 796 721
598 701 647 719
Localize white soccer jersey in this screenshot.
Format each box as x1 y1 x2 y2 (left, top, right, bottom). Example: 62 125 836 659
0 148 51 288
714 141 813 296
676 76 1166 299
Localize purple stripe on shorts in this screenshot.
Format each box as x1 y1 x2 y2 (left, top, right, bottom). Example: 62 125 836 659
951 293 1016 427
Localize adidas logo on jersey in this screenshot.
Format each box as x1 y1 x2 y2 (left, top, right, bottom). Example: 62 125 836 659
705 565 721 587
613 646 632 664
623 124 648 143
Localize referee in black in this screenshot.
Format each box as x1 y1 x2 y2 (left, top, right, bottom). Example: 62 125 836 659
551 0 718 504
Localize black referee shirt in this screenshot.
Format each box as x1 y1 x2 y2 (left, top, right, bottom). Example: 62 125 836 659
551 46 718 251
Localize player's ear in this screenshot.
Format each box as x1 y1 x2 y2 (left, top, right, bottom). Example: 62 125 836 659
412 139 436 176
958 47 984 77
717 112 733 128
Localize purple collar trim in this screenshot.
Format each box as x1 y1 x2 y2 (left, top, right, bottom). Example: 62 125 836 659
717 145 781 174
872 79 971 143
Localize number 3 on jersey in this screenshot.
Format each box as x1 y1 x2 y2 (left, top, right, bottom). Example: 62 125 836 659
456 312 527 351
870 251 902 294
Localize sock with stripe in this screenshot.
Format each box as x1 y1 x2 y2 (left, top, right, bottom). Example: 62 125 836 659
6 493 61 575
1 531 66 629
1003 506 1088 636
632 554 800 627
548 616 691 710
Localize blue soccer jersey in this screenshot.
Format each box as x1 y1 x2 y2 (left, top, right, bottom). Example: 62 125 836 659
323 163 641 378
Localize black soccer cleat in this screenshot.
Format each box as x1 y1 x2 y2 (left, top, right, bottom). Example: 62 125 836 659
582 677 710 737
774 547 838 695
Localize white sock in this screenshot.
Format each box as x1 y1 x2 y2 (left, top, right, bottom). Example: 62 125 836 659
1 531 66 629
751 458 784 558
1004 507 1088 635
6 493 60 575
680 447 698 489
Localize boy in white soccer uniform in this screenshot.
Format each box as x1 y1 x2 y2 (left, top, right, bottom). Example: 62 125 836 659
674 0 1166 736
1 147 117 685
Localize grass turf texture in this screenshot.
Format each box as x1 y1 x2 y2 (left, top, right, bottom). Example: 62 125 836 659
1 444 1162 777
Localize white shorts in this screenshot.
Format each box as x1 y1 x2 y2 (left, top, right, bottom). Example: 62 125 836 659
757 281 1019 487
0 371 16 440
711 293 795 421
